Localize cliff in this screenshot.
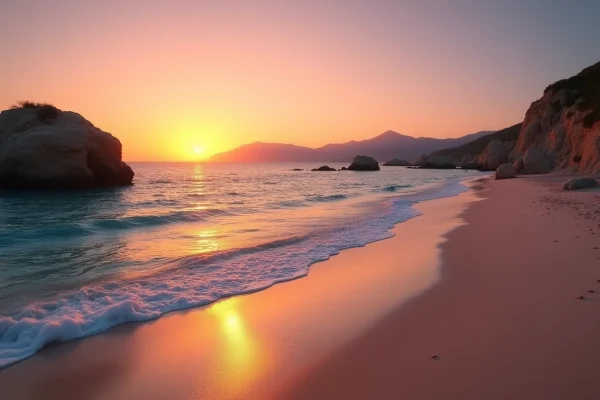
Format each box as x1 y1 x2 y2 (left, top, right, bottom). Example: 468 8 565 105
421 60 600 174
512 61 600 174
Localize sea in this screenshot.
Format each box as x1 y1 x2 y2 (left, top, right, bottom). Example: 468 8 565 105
0 162 486 368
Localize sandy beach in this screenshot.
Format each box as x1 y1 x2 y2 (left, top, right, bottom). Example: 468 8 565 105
1 176 599 399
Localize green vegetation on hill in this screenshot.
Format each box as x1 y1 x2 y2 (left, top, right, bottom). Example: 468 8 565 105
9 101 60 122
545 60 600 128
426 123 521 163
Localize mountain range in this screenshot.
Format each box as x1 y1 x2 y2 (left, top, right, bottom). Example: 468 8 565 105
208 130 494 163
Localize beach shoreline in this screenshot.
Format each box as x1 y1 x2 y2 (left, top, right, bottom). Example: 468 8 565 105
279 175 600 400
2 176 599 400
0 177 481 399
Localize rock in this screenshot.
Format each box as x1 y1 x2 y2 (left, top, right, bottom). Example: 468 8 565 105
430 354 439 360
562 177 600 190
513 158 524 174
340 167 347 170
576 295 586 300
291 168 303 171
382 158 411 166
478 140 511 170
0 104 134 188
311 165 336 171
347 155 380 171
522 147 553 174
495 163 516 180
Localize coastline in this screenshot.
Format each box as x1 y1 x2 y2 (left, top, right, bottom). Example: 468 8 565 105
279 176 600 400
0 177 481 399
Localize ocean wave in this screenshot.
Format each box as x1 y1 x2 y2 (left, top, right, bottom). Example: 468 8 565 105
380 184 412 192
0 178 472 369
1 209 229 243
306 194 348 202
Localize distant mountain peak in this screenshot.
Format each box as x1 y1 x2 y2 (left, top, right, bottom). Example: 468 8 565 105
375 130 407 139
208 129 496 163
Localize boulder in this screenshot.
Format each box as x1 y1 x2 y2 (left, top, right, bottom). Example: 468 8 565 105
383 158 411 166
522 147 553 174
347 155 380 171
513 158 524 174
562 177 600 190
311 165 336 171
0 104 134 188
495 163 516 180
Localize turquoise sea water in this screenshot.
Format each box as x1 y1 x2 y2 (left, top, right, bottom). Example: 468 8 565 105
0 162 485 367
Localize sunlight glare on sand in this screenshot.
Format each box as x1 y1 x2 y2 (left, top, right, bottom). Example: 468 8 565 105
208 298 266 396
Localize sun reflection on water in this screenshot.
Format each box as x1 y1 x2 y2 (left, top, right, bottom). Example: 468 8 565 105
192 229 221 254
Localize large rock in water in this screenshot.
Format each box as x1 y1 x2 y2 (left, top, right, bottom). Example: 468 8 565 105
311 165 336 171
562 177 600 190
495 163 516 180
0 104 134 188
347 155 380 171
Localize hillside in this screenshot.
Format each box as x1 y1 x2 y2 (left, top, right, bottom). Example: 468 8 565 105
208 130 492 163
422 123 521 170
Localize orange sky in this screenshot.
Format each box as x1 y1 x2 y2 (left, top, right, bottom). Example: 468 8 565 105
1 1 599 161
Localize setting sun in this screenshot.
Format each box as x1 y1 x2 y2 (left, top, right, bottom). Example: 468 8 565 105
194 146 204 155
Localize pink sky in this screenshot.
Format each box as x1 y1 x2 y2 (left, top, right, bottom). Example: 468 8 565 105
1 1 599 160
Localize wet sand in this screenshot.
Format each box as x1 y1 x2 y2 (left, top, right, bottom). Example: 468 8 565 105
2 176 599 399
279 176 600 400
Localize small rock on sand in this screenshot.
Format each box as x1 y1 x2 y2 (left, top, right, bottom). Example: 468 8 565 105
562 178 600 191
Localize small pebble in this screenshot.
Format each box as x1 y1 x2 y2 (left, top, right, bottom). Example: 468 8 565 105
431 354 439 360
587 289 595 293
576 295 586 300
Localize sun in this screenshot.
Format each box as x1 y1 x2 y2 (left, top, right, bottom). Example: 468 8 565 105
193 146 204 155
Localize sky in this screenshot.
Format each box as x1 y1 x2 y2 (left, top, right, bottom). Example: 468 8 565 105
1 0 599 161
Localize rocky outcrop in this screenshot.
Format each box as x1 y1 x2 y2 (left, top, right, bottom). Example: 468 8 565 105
477 140 511 170
495 163 516 180
0 103 134 189
421 61 600 175
562 178 600 190
511 61 600 173
311 165 336 171
520 147 553 174
383 158 411 166
347 155 380 171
